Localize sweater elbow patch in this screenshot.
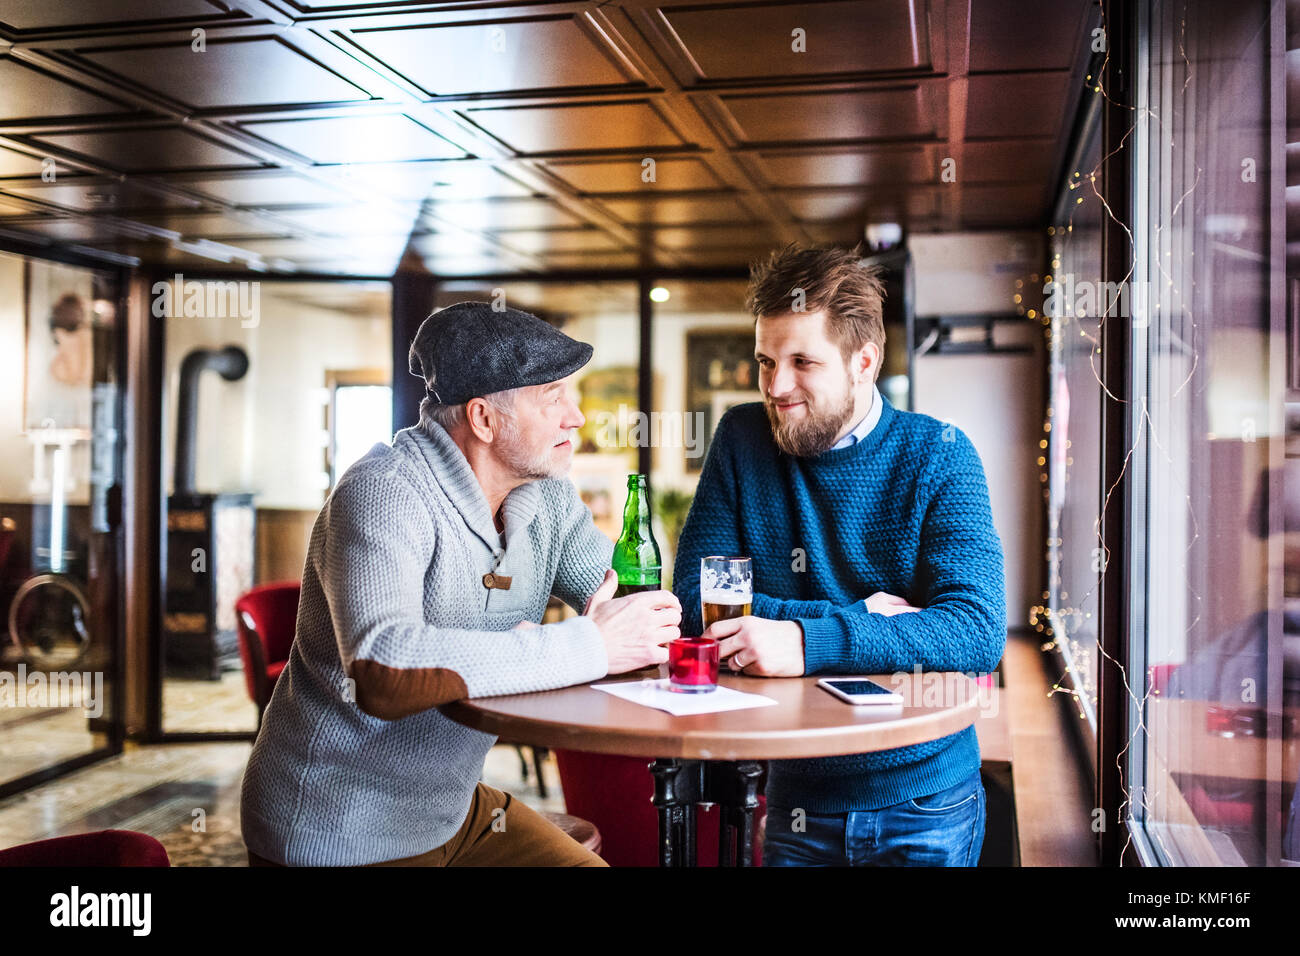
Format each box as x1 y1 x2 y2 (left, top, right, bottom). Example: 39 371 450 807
351 659 468 720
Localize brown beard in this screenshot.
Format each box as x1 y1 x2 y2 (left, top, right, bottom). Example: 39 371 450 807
764 385 857 458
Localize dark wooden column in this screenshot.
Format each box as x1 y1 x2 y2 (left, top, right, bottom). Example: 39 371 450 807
391 273 438 435
1097 0 1136 867
637 276 654 481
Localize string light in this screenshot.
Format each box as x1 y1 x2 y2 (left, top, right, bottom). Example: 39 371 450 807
1035 6 1203 866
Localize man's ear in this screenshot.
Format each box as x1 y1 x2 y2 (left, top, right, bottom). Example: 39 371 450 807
465 397 498 443
852 342 880 384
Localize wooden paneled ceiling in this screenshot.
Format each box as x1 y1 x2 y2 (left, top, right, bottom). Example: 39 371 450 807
0 0 1097 277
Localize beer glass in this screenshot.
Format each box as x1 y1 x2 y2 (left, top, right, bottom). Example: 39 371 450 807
700 556 752 631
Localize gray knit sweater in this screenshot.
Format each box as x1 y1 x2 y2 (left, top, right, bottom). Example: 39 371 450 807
240 422 612 866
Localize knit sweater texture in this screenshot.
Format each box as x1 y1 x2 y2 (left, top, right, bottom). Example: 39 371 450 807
240 422 612 866
672 397 1006 813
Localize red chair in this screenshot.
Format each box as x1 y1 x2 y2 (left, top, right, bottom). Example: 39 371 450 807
555 750 765 867
0 830 170 866
234 581 300 729
1149 662 1178 696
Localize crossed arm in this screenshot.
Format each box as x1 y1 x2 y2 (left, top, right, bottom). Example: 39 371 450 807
672 422 1006 677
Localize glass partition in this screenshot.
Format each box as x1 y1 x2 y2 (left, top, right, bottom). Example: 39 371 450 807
0 250 123 790
158 279 391 734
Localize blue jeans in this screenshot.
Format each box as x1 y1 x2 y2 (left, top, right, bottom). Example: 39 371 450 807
762 770 986 866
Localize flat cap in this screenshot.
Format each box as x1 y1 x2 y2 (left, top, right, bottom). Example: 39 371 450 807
408 300 593 405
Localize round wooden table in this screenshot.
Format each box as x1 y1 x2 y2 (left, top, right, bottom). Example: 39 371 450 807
441 669 982 866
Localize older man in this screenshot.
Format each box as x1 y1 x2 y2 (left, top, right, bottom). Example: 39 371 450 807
241 301 680 867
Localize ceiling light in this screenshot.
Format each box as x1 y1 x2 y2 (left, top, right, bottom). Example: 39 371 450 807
864 222 903 251
649 286 670 302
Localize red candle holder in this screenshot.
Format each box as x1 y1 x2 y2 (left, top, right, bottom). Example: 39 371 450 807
668 637 719 693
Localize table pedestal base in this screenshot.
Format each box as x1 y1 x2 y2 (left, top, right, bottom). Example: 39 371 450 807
649 758 763 867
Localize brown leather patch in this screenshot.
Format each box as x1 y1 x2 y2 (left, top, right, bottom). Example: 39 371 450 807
351 659 468 721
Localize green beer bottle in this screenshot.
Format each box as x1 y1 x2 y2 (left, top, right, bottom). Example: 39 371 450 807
612 474 662 597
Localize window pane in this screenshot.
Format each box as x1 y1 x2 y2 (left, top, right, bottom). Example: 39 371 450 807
1135 0 1293 866
332 385 392 485
1046 117 1105 743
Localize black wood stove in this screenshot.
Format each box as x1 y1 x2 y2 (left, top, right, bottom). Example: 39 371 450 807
163 346 255 681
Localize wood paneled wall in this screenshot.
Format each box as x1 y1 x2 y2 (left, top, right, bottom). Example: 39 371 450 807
254 508 316 585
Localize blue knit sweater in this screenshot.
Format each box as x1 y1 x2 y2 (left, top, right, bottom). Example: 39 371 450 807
672 396 1006 813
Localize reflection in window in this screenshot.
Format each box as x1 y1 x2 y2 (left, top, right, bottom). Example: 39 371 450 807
1131 0 1294 866
1045 111 1104 741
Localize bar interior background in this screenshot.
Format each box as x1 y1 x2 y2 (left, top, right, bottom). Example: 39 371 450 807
0 0 1294 868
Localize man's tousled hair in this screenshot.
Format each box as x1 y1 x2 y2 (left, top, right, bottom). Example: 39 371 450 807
745 243 887 374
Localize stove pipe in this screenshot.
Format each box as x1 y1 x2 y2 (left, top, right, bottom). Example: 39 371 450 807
174 345 249 496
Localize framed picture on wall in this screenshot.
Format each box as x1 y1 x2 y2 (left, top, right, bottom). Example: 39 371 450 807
23 260 96 432
570 451 635 541
685 329 761 471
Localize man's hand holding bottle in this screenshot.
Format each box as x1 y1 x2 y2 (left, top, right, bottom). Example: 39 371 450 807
584 569 680 675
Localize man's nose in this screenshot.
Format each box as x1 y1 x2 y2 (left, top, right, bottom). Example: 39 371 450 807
563 397 585 429
768 363 796 397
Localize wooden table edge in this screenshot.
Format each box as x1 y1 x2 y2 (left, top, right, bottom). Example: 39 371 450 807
440 686 981 760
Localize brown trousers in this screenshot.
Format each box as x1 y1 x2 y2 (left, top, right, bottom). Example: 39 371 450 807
247 782 607 867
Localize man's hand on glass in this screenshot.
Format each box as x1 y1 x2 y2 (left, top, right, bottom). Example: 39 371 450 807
703 616 805 677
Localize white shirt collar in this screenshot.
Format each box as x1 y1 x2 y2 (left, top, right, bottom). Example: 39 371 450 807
831 385 883 450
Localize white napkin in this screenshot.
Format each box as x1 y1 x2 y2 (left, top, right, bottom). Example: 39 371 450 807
591 678 778 717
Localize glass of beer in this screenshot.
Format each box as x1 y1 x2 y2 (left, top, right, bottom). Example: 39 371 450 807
700 556 753 632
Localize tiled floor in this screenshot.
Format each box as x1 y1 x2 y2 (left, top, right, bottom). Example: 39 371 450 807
1 665 262 784
0 666 108 783
161 671 259 733
0 740 567 866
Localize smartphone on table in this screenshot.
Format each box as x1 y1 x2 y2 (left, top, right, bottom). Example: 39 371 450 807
817 677 904 705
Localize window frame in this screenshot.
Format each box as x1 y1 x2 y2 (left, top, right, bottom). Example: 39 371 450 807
324 368 390 492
